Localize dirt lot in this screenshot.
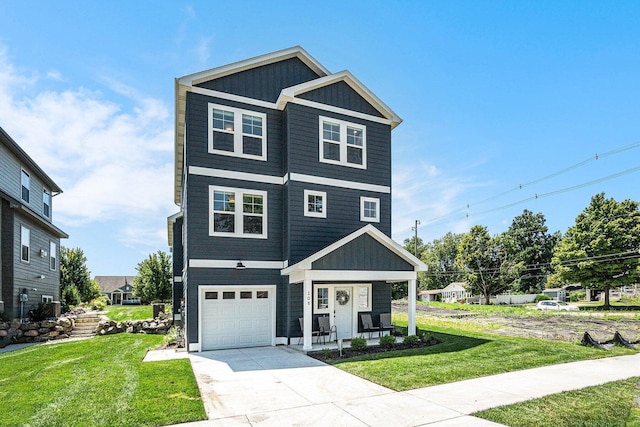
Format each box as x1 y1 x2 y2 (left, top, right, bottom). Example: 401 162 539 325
393 303 640 343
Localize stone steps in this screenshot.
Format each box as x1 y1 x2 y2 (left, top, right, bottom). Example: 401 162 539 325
70 313 101 338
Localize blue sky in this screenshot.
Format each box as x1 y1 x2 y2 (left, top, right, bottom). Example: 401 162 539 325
0 1 638 276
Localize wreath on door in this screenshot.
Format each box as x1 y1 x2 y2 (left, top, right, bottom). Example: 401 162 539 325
336 290 350 305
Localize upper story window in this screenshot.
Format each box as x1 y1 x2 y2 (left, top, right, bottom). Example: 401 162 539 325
208 103 267 161
43 189 51 218
304 190 327 218
21 169 30 203
319 116 366 169
21 226 30 262
50 241 57 270
209 186 267 239
360 196 380 223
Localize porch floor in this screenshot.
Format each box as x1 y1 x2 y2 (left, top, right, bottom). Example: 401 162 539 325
288 334 390 353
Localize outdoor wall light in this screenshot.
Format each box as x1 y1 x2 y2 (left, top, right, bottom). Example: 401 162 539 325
235 261 246 270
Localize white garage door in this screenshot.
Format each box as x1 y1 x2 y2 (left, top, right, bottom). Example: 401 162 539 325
200 287 274 350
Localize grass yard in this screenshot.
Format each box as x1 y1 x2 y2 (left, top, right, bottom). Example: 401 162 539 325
332 313 638 391
418 300 537 315
474 377 640 427
0 334 205 427
103 304 171 322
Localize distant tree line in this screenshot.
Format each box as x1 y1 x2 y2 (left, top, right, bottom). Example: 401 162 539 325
404 193 640 306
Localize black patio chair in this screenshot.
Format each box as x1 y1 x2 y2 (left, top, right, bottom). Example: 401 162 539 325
360 313 380 338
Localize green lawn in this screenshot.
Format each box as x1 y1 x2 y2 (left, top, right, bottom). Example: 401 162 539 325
475 377 640 427
0 334 205 427
332 313 638 391
103 304 171 322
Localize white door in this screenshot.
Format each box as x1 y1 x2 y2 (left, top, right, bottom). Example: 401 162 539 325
200 287 274 350
334 287 353 340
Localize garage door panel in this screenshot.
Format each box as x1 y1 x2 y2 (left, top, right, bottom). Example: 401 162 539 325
201 287 274 351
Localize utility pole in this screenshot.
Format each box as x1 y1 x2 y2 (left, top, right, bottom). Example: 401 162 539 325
411 220 421 258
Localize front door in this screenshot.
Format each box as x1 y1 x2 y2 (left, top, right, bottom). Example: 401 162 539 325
334 287 353 340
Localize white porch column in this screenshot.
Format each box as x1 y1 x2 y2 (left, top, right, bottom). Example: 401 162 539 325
408 278 416 336
303 273 313 351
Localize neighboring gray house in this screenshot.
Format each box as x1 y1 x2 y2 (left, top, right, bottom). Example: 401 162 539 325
95 276 136 305
168 47 427 351
0 127 68 320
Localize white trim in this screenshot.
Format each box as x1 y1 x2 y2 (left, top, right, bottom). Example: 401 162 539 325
288 269 417 284
290 173 390 194
282 224 428 274
189 166 390 194
189 166 284 185
49 241 57 271
173 276 183 283
20 225 30 263
21 168 30 203
303 189 327 218
190 86 277 109
198 284 277 352
360 196 380 223
190 259 286 269
313 283 372 314
287 97 393 126
319 116 367 169
189 342 200 352
41 295 54 303
208 103 267 161
209 186 268 239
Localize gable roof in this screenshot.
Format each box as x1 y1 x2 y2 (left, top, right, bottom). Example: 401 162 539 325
282 224 427 275
94 276 136 293
173 46 402 204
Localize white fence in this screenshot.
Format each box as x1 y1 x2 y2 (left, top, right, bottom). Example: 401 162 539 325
490 294 537 305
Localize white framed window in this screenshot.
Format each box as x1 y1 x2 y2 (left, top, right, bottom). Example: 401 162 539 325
208 103 267 161
209 186 267 239
42 295 53 303
304 190 327 218
43 189 51 218
313 284 372 314
21 226 30 262
314 286 330 314
21 169 30 203
319 116 366 169
50 241 57 270
360 197 380 222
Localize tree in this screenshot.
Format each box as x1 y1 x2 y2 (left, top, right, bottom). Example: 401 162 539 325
403 235 425 260
456 225 520 304
60 247 99 302
552 193 640 307
503 210 560 293
420 232 464 290
133 251 172 302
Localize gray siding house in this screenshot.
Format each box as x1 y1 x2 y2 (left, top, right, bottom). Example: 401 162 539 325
169 47 426 351
0 127 68 320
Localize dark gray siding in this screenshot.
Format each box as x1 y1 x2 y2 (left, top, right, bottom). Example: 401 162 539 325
1 199 14 316
357 281 391 333
185 174 283 261
285 181 391 264
171 218 184 315
285 103 391 186
312 234 413 271
8 210 61 319
298 81 385 118
185 92 284 176
195 57 321 103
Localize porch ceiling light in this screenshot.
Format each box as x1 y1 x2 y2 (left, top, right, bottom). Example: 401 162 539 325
236 261 246 270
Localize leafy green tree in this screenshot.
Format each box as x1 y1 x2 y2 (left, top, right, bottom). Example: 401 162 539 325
60 247 99 302
421 232 465 290
133 251 172 302
456 225 520 304
61 284 81 312
403 235 425 260
503 210 560 293
552 193 640 307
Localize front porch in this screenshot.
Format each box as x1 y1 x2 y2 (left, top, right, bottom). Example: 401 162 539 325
288 335 391 354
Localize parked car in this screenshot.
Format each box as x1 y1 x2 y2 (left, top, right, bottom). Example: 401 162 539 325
535 300 579 311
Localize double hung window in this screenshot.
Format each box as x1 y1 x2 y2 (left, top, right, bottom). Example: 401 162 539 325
360 197 380 223
304 190 326 218
210 186 267 238
43 189 51 218
21 226 30 262
50 241 57 270
208 103 267 160
319 116 366 169
21 169 30 203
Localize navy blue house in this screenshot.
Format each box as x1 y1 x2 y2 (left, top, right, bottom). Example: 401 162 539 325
168 47 426 351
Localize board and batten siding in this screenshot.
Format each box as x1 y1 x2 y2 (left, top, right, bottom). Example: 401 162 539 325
194 57 322 103
284 103 392 186
298 80 385 118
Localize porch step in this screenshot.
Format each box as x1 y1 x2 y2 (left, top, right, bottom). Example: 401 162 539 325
70 312 101 338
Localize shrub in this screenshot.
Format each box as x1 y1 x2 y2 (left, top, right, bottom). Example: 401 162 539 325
61 284 81 312
403 335 420 346
535 294 552 302
89 296 109 311
570 291 586 302
163 326 178 347
380 335 396 349
28 303 49 321
350 337 367 351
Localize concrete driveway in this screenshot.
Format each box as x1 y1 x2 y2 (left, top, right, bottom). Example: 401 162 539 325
146 346 502 426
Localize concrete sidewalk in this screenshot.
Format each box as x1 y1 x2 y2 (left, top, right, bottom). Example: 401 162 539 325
146 347 640 427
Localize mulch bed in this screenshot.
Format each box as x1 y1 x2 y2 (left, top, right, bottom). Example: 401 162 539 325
307 338 441 363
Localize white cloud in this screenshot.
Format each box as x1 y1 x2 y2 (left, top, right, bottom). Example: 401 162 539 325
0 46 175 249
